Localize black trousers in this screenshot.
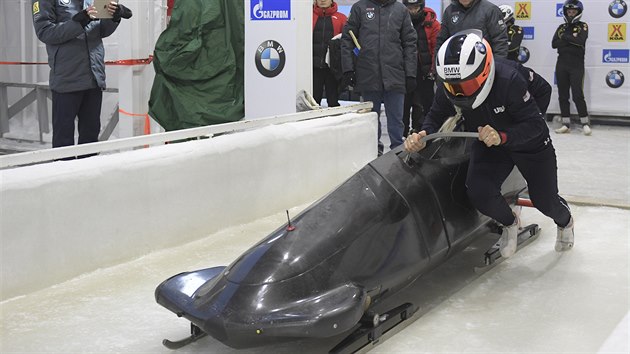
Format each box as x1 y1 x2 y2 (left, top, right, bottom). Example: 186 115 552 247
313 67 340 107
52 88 102 148
403 78 435 137
555 60 588 118
465 141 572 228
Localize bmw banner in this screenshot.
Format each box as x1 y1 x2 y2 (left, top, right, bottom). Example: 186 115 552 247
245 0 310 119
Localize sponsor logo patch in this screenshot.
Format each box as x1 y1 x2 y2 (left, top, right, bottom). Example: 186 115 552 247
523 27 535 40
609 0 628 18
608 23 626 41
515 2 531 20
606 70 625 88
602 49 630 63
250 0 290 21
255 40 286 78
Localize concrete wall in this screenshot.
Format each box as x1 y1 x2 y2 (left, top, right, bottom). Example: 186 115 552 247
0 113 378 300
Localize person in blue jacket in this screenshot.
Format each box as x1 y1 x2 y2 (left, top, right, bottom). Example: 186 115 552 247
32 0 132 152
404 30 574 259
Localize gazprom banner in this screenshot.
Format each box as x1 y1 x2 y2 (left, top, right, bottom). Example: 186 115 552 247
245 0 297 119
488 0 629 117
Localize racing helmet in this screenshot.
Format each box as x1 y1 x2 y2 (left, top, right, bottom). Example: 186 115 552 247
435 29 495 110
562 0 583 24
499 4 514 24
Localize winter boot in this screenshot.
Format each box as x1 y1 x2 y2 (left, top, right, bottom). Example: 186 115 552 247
580 116 592 136
499 217 519 258
555 217 574 252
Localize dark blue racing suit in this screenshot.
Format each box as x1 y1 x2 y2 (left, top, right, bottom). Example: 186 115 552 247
422 57 571 228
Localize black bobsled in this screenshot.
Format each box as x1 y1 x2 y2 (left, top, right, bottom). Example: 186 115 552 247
155 135 528 350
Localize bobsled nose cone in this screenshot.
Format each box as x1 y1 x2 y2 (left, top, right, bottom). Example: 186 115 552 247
155 266 226 319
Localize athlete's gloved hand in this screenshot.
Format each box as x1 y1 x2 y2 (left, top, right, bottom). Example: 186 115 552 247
72 6 97 27
112 3 133 22
478 125 502 147
406 77 417 93
404 130 428 152
343 71 356 88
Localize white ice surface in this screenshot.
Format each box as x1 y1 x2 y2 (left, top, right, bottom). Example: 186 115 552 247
1 123 629 353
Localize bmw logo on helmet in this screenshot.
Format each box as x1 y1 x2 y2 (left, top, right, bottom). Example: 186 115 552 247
609 0 628 18
517 47 530 63
606 70 625 88
255 40 286 78
366 11 375 20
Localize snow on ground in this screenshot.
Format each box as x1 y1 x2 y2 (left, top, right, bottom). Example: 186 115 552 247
0 122 628 353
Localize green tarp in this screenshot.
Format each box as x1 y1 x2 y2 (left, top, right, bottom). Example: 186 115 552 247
148 0 244 130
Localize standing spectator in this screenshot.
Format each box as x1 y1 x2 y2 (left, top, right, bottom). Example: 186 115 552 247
405 30 574 258
499 4 523 62
436 0 508 58
312 0 347 107
32 0 132 151
341 0 417 155
402 0 440 137
552 0 591 135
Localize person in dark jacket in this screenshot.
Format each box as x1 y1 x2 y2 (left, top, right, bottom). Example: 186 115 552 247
340 0 417 155
402 0 440 137
499 4 523 62
405 30 574 259
32 0 132 151
312 0 347 107
436 0 508 58
552 0 591 136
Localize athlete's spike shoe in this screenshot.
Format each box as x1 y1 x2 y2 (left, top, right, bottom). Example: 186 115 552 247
555 217 574 252
499 218 519 258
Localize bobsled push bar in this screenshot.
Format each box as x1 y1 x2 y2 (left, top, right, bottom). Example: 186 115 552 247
403 131 479 163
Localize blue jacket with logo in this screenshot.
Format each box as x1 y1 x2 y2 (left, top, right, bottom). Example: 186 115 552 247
422 57 550 153
340 0 417 93
32 0 119 93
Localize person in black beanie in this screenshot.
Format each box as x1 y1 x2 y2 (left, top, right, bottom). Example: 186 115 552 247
402 0 440 137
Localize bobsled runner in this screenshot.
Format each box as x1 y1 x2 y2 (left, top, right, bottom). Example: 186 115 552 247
155 132 539 351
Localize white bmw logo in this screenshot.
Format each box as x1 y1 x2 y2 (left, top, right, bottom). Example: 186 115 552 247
60 0 70 4
255 40 286 78
452 15 459 23
606 70 625 88
366 11 375 20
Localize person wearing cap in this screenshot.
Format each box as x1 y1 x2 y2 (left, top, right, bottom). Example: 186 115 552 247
436 0 508 58
402 0 441 137
499 4 523 62
404 29 574 259
552 0 591 136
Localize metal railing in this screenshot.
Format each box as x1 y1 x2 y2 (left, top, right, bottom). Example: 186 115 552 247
0 102 374 169
0 81 118 142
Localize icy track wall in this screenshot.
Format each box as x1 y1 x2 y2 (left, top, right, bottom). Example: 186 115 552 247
0 113 378 301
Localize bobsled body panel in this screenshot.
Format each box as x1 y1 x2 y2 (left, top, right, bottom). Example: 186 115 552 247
155 137 527 349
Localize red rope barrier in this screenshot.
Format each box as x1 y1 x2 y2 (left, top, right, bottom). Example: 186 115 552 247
0 56 153 66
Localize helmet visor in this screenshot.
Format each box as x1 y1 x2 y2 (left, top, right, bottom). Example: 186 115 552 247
443 77 485 97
